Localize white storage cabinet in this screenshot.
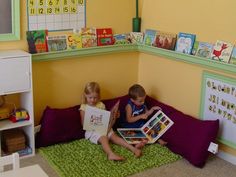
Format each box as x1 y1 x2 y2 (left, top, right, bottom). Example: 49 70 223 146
0 50 34 158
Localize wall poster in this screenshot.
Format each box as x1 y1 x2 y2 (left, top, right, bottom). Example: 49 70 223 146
27 0 86 31
200 71 236 149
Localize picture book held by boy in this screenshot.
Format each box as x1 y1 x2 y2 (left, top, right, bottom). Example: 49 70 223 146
26 30 48 54
117 110 174 144
83 101 120 136
175 32 196 54
211 40 233 63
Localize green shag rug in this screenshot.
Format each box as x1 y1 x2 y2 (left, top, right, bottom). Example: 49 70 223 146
39 139 181 177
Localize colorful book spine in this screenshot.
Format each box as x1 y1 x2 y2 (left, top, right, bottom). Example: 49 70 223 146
229 47 236 65
175 32 196 54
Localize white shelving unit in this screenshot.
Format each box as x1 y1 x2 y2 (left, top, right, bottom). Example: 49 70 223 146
0 50 34 158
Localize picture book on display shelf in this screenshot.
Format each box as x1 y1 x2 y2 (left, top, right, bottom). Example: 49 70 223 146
96 28 113 46
175 32 196 54
143 29 157 46
195 41 213 58
152 31 177 50
129 32 144 44
47 35 68 52
83 101 120 136
26 30 48 54
67 33 82 50
117 110 174 144
211 40 233 63
80 27 97 48
113 34 131 45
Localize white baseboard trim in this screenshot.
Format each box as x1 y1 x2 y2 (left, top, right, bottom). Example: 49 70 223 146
217 150 236 165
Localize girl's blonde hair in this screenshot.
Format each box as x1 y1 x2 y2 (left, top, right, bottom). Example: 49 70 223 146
81 82 101 104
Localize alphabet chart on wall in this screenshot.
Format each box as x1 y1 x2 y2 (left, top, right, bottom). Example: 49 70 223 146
200 71 236 149
27 0 86 31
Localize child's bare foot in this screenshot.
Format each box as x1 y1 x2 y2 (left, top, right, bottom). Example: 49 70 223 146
108 153 125 161
135 140 148 149
158 139 167 146
133 148 142 158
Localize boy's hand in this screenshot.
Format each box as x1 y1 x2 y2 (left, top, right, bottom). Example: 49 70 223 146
147 106 162 116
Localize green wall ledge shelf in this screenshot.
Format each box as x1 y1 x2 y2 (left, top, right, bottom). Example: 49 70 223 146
32 44 236 75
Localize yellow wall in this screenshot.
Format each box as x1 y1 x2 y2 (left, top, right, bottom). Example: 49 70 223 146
0 0 138 123
139 0 236 156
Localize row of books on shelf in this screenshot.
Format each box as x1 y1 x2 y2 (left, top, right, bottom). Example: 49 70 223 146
26 28 236 65
26 28 136 54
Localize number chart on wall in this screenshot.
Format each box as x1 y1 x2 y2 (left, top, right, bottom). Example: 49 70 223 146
27 0 86 31
200 71 236 149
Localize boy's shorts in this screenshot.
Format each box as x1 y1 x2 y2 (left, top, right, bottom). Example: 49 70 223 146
85 129 114 144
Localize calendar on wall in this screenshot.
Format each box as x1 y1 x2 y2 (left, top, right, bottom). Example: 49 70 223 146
200 71 236 149
27 0 86 31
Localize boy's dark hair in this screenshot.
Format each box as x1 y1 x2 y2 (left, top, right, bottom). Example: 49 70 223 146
128 84 146 100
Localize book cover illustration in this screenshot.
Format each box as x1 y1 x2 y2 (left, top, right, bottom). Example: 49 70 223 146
129 32 144 44
47 35 68 52
143 29 157 46
26 30 48 54
67 34 82 50
96 28 113 46
117 110 174 144
175 32 196 54
113 34 131 45
80 27 97 48
229 47 236 65
152 31 177 50
83 101 120 135
195 42 213 58
211 40 233 63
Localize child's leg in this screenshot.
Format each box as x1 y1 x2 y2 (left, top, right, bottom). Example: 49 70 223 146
98 136 125 161
110 133 142 158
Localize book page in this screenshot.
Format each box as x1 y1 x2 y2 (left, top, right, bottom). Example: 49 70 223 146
117 128 148 144
107 100 120 131
142 110 174 143
83 106 110 136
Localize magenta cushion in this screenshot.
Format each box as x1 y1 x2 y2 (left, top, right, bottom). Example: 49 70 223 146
162 111 219 167
36 105 84 147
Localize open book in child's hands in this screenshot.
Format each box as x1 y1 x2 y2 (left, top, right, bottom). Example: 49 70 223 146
83 101 120 136
117 110 174 144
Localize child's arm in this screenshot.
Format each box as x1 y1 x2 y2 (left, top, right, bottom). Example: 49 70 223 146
79 110 85 126
146 106 162 116
125 104 149 123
